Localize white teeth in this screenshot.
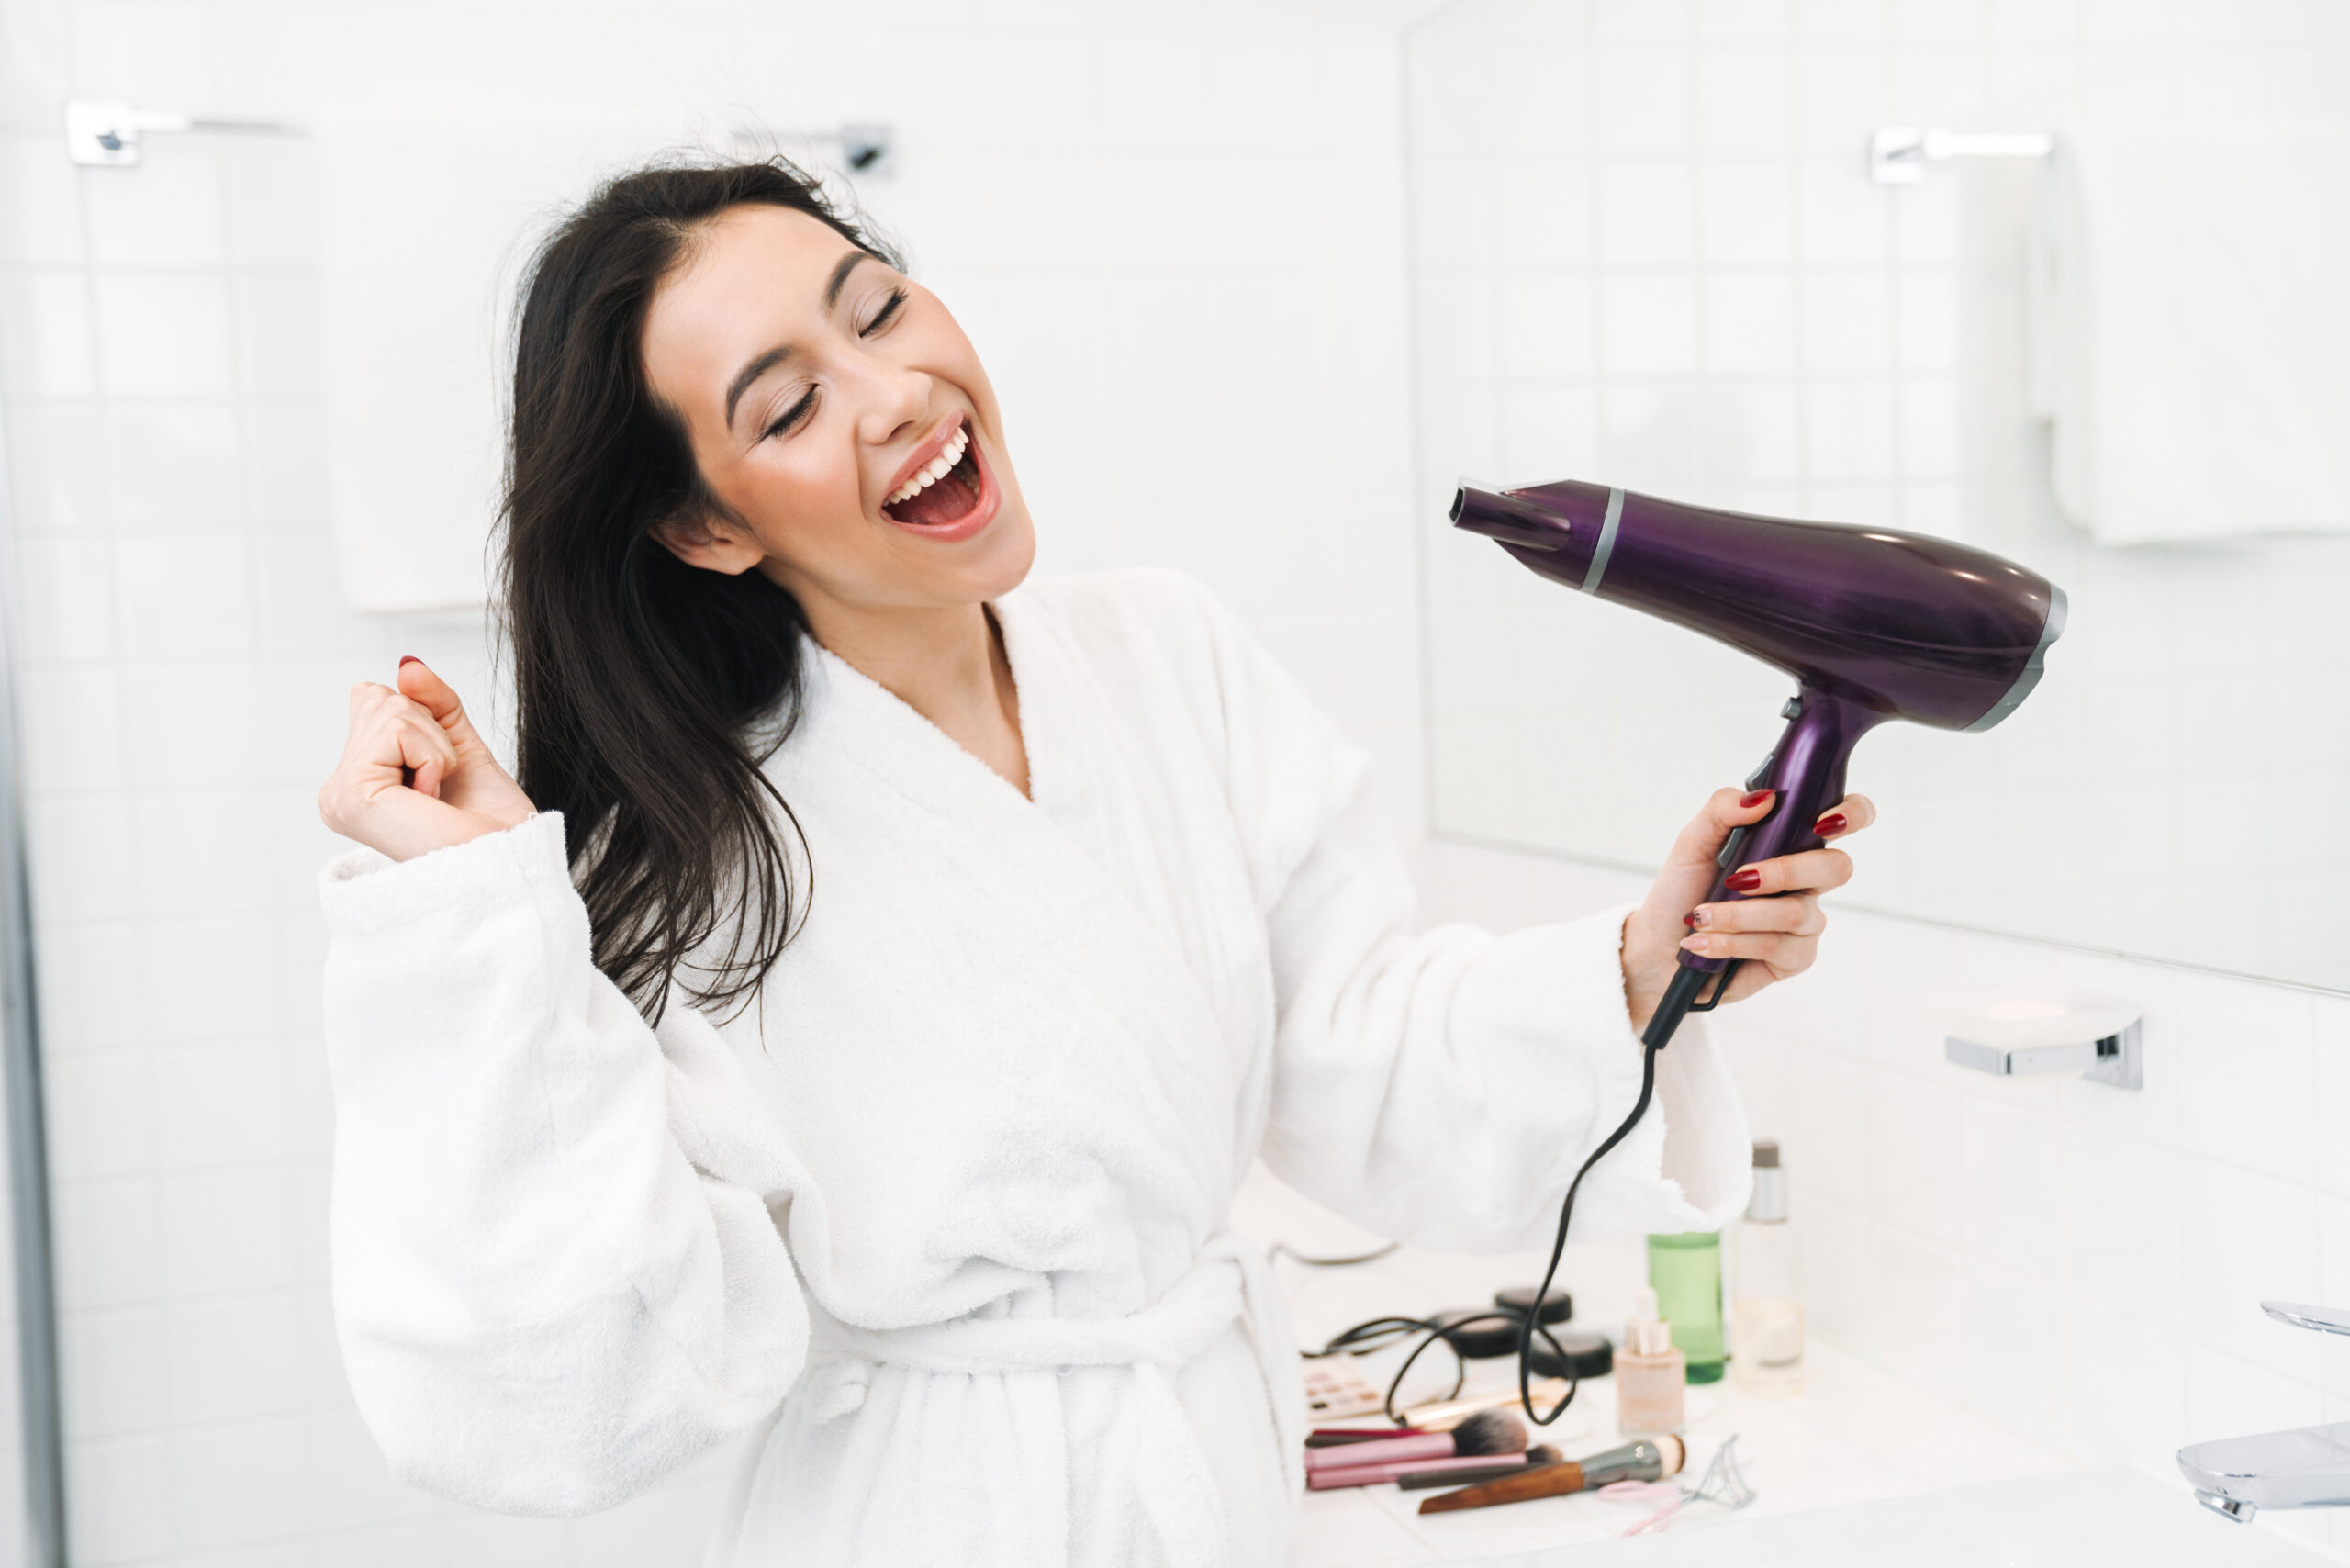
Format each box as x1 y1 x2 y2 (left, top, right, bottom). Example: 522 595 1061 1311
886 426 972 506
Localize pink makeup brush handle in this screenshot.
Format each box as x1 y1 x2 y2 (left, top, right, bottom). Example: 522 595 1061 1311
1303 1431 1452 1473
1306 1453 1529 1491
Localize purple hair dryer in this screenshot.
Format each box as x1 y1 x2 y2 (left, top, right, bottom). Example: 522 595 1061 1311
1452 477 2066 1050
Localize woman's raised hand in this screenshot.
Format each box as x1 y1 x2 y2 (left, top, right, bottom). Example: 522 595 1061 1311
1620 787 1876 1032
319 658 537 863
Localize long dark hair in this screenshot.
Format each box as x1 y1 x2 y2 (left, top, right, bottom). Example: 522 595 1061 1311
503 157 901 1017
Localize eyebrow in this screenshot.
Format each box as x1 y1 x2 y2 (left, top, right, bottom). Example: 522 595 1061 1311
722 250 877 429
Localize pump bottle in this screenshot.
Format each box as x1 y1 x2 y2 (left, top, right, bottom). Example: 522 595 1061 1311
1730 1139 1804 1395
1616 1285 1685 1436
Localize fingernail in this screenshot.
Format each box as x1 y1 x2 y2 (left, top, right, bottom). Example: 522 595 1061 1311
1814 812 1848 837
1682 934 1711 954
1725 868 1763 893
399 655 421 667
1740 789 1774 809
1684 908 1710 929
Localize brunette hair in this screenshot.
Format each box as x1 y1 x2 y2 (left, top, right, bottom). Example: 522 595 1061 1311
502 157 901 1017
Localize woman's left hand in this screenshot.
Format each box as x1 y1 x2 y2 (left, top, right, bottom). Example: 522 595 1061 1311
1620 788 1876 1033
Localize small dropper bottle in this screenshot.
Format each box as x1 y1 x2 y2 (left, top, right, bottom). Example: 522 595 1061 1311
1730 1138 1805 1395
1615 1285 1685 1437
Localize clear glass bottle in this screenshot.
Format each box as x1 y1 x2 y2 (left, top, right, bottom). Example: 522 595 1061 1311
1730 1138 1804 1395
1646 1230 1725 1383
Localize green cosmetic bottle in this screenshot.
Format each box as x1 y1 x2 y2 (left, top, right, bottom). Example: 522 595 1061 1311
1646 1231 1726 1384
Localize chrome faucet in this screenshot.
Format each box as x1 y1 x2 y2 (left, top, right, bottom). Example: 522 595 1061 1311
2177 1302 2350 1523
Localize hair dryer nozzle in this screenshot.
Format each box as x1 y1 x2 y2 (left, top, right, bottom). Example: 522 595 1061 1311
1450 484 1574 554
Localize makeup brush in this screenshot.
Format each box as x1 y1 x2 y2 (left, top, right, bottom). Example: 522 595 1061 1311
1301 1407 1526 1475
1416 1434 1685 1515
1400 1382 1569 1432
1305 1427 1424 1449
1307 1452 1533 1491
1397 1444 1561 1491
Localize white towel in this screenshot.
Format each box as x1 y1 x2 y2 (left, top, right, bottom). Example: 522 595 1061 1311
2028 121 2350 545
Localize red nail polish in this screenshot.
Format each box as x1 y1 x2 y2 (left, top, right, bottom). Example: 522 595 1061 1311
399 655 421 667
1725 868 1763 893
1683 912 1697 928
1814 812 1848 837
1740 789 1774 809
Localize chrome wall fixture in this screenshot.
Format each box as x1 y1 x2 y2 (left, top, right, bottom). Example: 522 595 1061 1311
1943 1019 2143 1089
66 97 303 166
1933 994 2143 1091
2177 1302 2350 1522
66 99 896 179
1869 126 2055 185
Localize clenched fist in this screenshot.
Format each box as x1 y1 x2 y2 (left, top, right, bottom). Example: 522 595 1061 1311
319 657 536 863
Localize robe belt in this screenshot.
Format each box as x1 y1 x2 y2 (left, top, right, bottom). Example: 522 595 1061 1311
800 1232 1304 1568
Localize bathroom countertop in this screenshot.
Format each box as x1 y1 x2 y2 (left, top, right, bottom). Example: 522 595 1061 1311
1290 1338 2062 1566
1242 1162 2338 1568
1297 1353 2340 1561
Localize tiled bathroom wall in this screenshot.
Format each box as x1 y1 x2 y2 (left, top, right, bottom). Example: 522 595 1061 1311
1395 1 2350 1562
1405 0 2350 990
0 0 1429 1562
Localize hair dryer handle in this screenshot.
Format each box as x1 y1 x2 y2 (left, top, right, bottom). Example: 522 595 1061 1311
1685 685 1886 974
1642 687 1886 1049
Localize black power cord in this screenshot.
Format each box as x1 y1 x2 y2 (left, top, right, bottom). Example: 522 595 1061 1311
1309 959 1740 1430
1512 959 1730 1428
1305 1309 1582 1425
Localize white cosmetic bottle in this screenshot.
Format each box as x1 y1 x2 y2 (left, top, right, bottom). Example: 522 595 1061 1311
1730 1139 1804 1395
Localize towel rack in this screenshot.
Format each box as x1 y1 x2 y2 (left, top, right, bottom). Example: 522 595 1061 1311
66 98 304 166
1870 126 2053 185
65 100 895 177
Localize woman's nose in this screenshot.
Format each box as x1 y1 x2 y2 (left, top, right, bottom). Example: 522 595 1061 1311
851 358 933 446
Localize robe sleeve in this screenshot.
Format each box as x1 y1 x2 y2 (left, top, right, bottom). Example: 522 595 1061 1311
318 812 807 1516
1184 584 1754 1250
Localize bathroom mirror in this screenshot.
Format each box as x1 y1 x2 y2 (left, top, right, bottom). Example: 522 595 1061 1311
1405 1 2350 992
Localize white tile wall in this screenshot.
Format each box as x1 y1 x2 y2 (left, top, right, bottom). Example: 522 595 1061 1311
1408 0 2350 992
0 0 1439 1562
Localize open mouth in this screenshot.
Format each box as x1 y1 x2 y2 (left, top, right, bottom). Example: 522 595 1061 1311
882 420 985 528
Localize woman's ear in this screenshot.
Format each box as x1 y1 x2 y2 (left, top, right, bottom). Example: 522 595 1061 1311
650 510 766 576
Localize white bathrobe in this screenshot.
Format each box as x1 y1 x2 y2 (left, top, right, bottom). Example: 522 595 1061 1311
319 568 1751 1567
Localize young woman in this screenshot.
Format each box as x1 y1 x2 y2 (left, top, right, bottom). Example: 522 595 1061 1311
316 160 1870 1567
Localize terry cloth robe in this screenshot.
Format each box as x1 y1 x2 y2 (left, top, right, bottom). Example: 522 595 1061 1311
318 568 1752 1568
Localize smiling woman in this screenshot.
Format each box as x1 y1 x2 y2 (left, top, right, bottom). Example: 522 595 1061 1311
494 167 1037 1016
308 156 1846 1567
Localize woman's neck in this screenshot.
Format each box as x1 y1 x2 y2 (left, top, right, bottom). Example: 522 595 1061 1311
803 597 1029 797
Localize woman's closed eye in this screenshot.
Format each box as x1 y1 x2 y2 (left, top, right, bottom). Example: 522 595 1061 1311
762 387 818 442
758 288 912 442
861 286 908 337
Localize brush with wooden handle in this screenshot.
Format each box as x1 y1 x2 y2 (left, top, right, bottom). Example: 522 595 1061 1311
1416 1435 1684 1514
